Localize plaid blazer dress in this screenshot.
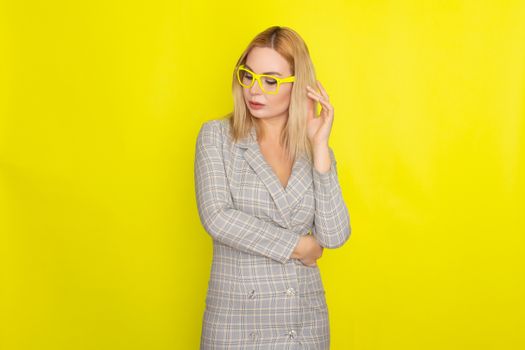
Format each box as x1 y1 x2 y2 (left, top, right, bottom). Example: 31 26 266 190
194 118 351 349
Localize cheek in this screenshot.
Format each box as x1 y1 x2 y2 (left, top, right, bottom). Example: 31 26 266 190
272 90 292 108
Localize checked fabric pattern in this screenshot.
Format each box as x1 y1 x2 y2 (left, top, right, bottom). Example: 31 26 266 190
194 118 351 349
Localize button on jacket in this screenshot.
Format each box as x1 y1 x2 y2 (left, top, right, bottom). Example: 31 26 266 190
195 118 351 349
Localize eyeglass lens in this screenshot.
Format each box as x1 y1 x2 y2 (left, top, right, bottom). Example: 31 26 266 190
239 69 279 93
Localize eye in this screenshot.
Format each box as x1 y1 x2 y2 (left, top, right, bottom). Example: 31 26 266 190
264 78 277 85
244 72 253 79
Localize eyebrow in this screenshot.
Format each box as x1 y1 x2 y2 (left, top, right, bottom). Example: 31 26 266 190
245 64 282 76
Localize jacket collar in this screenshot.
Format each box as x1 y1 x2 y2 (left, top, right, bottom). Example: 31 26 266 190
234 125 312 229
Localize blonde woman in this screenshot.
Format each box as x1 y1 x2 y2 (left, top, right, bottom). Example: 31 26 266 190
194 25 351 349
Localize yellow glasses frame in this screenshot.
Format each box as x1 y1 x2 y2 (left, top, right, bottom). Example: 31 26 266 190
236 64 295 95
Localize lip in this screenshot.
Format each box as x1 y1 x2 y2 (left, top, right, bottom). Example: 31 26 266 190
249 101 265 109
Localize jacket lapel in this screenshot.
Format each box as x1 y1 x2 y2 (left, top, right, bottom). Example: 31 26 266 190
235 125 312 229
284 153 312 211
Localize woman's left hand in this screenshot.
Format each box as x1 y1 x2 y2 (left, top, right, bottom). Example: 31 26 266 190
306 80 334 147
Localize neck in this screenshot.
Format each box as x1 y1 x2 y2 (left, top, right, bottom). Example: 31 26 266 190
255 116 287 145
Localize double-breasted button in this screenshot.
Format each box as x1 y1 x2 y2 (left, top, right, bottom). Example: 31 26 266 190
288 330 297 339
286 287 296 296
248 289 256 299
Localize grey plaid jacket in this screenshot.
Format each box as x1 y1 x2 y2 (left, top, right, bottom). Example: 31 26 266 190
195 118 351 349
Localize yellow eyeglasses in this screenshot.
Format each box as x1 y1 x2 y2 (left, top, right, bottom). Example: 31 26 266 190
236 64 295 94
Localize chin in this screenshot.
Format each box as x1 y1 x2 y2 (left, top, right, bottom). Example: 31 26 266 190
249 110 265 117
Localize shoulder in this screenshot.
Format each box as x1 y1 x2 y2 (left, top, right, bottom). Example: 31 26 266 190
197 118 231 146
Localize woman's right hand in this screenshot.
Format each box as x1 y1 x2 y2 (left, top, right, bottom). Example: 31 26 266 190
291 234 324 267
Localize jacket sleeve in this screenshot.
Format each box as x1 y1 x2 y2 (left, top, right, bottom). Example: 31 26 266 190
194 120 301 264
311 147 351 248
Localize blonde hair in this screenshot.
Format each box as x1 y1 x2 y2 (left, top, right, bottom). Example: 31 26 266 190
226 25 318 164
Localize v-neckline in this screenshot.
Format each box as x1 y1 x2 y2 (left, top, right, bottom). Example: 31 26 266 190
255 142 299 192
231 118 314 229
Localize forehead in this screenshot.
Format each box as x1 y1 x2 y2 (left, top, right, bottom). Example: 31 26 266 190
245 47 291 75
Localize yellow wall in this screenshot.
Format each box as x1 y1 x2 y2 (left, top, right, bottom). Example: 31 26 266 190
1 1 524 349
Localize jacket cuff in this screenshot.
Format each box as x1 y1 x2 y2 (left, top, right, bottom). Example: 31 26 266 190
282 233 302 263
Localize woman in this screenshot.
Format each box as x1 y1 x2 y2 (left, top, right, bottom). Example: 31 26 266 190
194 26 351 349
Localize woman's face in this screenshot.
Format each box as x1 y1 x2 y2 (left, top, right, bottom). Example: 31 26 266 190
241 47 294 121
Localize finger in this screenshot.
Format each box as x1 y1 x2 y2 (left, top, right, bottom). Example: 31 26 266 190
307 90 326 105
310 93 333 114
307 95 333 122
306 97 317 121
316 80 330 101
308 87 330 106
307 85 323 99
306 90 322 113
307 91 320 102
308 88 335 120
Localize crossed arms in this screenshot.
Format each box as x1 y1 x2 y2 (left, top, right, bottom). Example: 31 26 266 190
194 120 351 264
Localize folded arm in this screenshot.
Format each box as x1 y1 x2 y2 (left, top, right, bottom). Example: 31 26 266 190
194 120 301 264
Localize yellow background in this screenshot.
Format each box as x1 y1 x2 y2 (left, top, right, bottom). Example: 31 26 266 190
1 0 524 349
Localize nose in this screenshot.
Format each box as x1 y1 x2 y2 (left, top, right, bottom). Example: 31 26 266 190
249 78 263 95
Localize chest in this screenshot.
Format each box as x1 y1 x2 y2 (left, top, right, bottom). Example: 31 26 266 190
225 142 315 230
258 143 293 189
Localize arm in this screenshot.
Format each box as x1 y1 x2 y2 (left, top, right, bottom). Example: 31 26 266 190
194 120 301 264
311 145 351 248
